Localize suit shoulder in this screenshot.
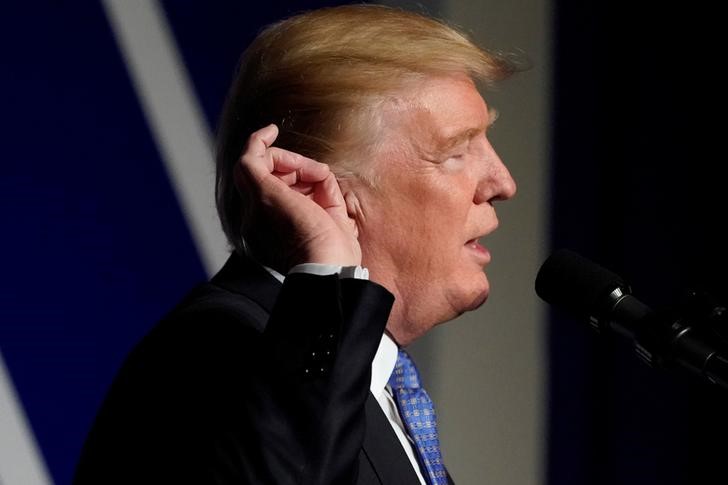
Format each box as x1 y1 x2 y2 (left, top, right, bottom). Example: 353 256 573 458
122 282 268 379
164 281 269 333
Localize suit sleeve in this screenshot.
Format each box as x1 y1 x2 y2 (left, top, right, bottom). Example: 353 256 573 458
73 272 394 485
252 273 394 484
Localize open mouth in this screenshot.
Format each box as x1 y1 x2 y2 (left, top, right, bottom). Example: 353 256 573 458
465 238 490 263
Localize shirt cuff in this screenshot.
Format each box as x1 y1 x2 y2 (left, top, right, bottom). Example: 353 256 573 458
288 263 369 280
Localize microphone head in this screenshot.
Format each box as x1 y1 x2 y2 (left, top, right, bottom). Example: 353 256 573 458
535 249 628 320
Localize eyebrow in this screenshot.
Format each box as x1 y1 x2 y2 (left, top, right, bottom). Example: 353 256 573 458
430 107 499 155
434 127 481 154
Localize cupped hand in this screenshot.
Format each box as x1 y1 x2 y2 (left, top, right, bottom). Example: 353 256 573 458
235 124 361 269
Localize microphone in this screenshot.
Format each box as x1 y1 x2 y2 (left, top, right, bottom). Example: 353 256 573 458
536 249 728 390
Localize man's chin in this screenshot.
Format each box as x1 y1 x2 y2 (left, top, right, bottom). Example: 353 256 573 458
464 288 489 312
446 284 490 319
441 289 489 324
460 273 490 312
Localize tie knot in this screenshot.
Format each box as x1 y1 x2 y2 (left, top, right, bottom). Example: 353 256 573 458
388 349 421 390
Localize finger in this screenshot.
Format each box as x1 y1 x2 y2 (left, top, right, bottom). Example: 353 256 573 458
313 173 351 230
313 172 345 210
272 170 314 193
272 170 298 186
239 125 281 182
268 148 330 182
290 182 315 196
272 165 331 188
242 145 328 186
246 124 279 158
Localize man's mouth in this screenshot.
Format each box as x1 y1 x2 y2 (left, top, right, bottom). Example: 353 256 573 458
465 238 491 264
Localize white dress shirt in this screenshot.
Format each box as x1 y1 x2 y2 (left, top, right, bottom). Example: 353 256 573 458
265 263 427 484
370 332 427 485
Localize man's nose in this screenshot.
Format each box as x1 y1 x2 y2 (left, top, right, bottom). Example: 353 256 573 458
474 140 517 204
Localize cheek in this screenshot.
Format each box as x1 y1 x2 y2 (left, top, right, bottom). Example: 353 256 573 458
362 173 475 265
420 181 474 243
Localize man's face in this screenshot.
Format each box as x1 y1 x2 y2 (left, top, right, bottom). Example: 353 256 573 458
351 75 517 346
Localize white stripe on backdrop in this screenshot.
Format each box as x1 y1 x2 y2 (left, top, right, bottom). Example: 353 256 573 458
0 352 53 485
102 0 229 277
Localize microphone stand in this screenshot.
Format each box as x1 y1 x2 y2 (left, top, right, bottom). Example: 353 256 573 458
608 289 728 391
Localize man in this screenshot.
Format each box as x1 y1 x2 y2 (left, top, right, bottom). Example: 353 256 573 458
74 5 516 484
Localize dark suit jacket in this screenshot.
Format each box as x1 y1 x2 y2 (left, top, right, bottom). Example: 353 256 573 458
74 253 445 484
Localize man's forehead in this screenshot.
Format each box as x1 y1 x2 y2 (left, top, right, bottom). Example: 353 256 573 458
378 78 493 155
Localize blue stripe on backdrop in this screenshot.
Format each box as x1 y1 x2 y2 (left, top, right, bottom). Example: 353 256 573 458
0 2 207 484
1 2 364 484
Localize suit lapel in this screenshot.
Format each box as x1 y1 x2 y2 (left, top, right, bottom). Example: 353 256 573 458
361 393 422 485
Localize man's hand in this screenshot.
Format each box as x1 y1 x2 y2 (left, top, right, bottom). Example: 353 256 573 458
235 124 361 269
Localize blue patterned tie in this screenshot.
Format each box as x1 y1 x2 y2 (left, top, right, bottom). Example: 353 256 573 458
388 349 448 485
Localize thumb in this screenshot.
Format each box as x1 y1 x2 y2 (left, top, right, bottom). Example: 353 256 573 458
314 173 354 233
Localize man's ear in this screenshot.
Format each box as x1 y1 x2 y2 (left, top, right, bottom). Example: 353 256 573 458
337 177 366 238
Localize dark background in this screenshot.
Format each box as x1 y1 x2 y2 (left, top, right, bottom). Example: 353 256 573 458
550 0 728 484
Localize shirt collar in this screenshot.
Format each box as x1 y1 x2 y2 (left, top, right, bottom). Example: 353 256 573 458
263 264 285 283
370 332 399 395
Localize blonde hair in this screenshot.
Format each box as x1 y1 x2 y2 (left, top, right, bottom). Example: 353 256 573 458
216 4 517 258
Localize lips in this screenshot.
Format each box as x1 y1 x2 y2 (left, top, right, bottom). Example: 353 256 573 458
465 238 486 251
465 220 498 264
466 219 499 245
464 237 491 264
